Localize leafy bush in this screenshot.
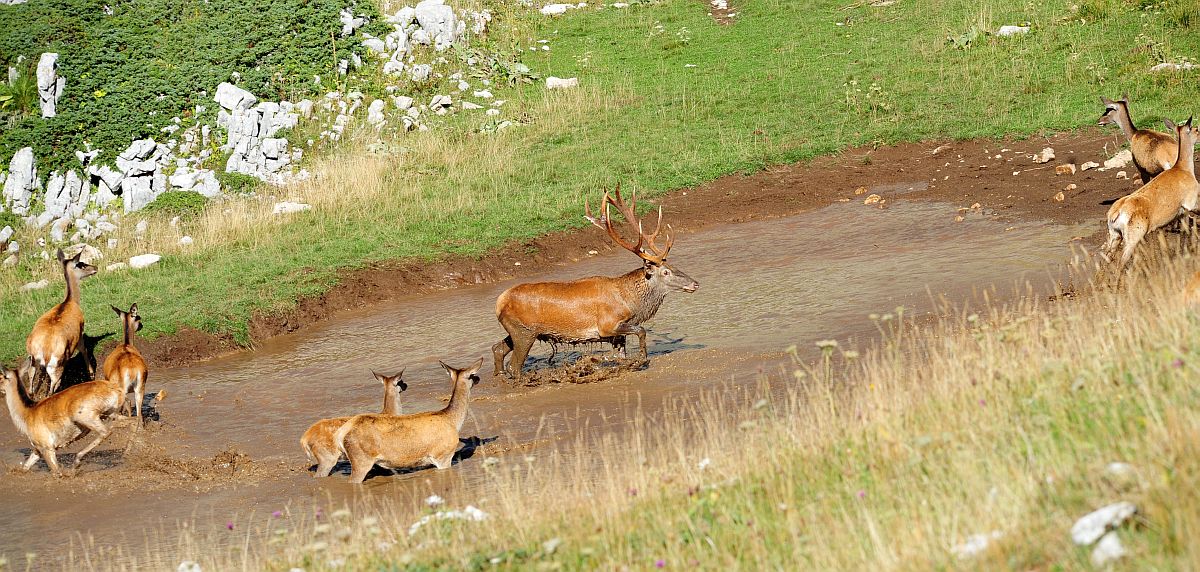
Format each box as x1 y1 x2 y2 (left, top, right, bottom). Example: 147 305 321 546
140 191 208 219
215 170 260 195
0 210 22 231
0 0 389 172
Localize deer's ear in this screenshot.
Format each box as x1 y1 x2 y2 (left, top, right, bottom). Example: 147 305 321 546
56 249 66 263
1165 118 1177 132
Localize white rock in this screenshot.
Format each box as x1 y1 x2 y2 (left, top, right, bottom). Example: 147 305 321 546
367 99 387 125
66 243 103 264
214 82 257 112
409 64 433 82
546 76 579 89
541 3 571 15
612 2 629 7
1100 150 1133 171
363 38 387 54
1090 531 1127 567
996 25 1029 36
128 253 162 269
0 225 12 245
473 89 493 99
392 96 414 110
1080 161 1100 171
415 0 461 51
37 53 64 118
461 101 483 110
272 201 312 215
1071 502 1136 546
1032 147 1055 164
486 108 500 116
20 279 49 292
106 238 118 249
6 240 17 254
2 254 16 267
2 147 38 215
1116 170 1128 179
1150 61 1197 72
49 217 71 242
179 236 194 246
339 7 366 36
950 531 1003 560
135 220 148 234
96 221 118 233
105 262 128 272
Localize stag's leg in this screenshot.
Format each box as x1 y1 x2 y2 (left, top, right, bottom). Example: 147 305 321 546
313 449 340 478
508 333 536 382
21 450 42 471
346 454 374 484
492 336 513 377
42 448 63 477
610 324 649 359
71 417 111 469
133 373 146 428
46 360 65 397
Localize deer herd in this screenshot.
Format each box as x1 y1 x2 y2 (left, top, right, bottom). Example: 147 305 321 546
0 95 1196 481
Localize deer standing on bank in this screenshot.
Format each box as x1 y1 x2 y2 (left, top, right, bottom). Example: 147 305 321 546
1 360 123 476
1099 94 1181 184
492 185 699 382
102 304 149 427
300 370 407 478
26 249 98 398
334 359 483 484
1104 116 1200 273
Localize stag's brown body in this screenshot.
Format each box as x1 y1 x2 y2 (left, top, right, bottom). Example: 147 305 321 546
27 249 97 397
335 360 482 484
1100 95 1180 184
102 304 148 426
1104 117 1200 271
1 365 122 476
492 187 698 382
301 370 406 478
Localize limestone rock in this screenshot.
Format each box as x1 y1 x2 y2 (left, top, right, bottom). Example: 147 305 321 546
368 99 387 125
1081 161 1100 171
1090 531 1127 567
541 3 571 15
214 82 257 112
410 64 433 82
20 279 49 292
1032 147 1055 164
0 225 11 246
1055 164 1076 175
1101 150 1132 171
37 53 64 118
106 262 128 272
415 0 460 51
546 76 579 89
128 253 162 269
272 201 312 215
461 101 483 110
2 147 38 215
996 25 1029 36
1071 502 1136 546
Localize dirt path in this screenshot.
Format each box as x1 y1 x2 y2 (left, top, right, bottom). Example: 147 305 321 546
139 130 1133 368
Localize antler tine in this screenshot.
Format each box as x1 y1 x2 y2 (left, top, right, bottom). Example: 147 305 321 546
602 189 645 256
583 194 605 230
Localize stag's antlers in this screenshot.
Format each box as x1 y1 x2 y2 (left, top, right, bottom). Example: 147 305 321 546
584 183 673 264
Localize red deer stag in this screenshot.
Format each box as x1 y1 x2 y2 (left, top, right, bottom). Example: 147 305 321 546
492 186 699 382
26 249 97 398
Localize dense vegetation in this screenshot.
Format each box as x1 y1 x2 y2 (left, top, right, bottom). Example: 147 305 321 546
0 0 388 172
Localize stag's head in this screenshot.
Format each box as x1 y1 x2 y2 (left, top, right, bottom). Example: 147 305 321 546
1097 93 1129 127
586 184 699 294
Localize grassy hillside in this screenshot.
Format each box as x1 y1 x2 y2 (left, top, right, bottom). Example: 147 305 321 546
2 0 1199 360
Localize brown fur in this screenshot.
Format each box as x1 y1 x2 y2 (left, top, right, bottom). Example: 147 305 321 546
1104 117 1200 272
26 249 97 397
300 370 407 478
492 187 698 382
1099 95 1181 184
1 362 123 476
102 304 149 427
334 359 482 484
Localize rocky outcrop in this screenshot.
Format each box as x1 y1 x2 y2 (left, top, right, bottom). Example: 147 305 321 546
2 147 38 214
36 53 64 119
215 82 302 183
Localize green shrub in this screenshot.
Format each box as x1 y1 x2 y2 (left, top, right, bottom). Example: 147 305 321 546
0 210 22 231
215 171 260 195
140 191 208 219
0 0 389 172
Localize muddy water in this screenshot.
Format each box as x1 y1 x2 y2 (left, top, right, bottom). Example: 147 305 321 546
0 198 1088 564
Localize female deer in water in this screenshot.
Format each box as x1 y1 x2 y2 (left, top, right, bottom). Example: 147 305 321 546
102 304 149 427
1104 116 1200 273
1099 94 1181 184
335 359 483 484
26 249 97 397
1 360 123 476
491 185 699 383
300 370 407 478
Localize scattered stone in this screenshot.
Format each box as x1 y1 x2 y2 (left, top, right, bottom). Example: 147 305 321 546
272 201 312 215
1116 170 1128 179
1055 163 1076 175
1054 191 1065 202
2 254 16 267
66 243 103 264
1071 502 1136 546
20 279 49 292
135 220 149 235
430 95 453 113
1090 531 1127 567
49 217 70 242
214 82 257 112
105 262 128 272
37 53 65 118
415 0 463 51
950 531 1003 559
473 89 493 99
0 225 11 246
367 99 387 125
863 194 882 205
546 76 579 89
409 64 433 82
1100 150 1132 171
954 215 965 222
996 25 1029 36
392 96 414 110
1065 183 1077 191
179 236 194 246
541 3 571 15
854 186 868 195
1080 161 1100 171
2 147 38 215
461 101 483 110
1150 61 1197 72
128 253 162 269
486 108 500 116
1102 462 1139 492
1032 147 1055 164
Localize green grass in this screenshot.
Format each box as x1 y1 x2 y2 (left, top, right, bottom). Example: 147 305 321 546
3 0 1200 361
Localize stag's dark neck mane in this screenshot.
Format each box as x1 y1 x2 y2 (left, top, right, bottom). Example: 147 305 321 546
615 267 668 326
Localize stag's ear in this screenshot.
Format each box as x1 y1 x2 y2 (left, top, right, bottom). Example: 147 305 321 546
1165 118 1177 132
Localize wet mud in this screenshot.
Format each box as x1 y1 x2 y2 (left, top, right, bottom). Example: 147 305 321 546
0 133 1123 566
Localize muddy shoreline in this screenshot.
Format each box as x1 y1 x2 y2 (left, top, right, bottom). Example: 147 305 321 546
138 130 1132 369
